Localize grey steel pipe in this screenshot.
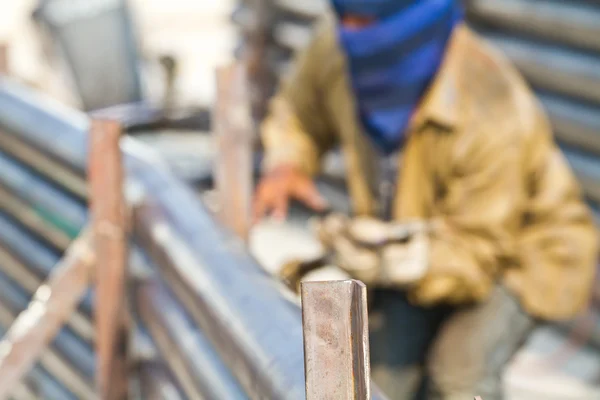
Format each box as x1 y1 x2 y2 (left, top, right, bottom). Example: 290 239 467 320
0 212 94 340
0 270 95 399
482 34 600 106
467 0 600 53
0 151 86 239
539 93 600 155
136 362 186 400
0 326 78 400
135 278 248 399
561 146 600 205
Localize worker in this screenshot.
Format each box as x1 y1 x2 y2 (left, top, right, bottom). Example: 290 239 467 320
253 0 598 398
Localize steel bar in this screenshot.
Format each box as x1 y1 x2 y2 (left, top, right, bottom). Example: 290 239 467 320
0 45 7 75
89 119 128 400
483 34 600 106
301 280 370 400
467 0 600 53
136 278 247 400
137 362 186 400
0 272 94 399
0 326 78 400
561 146 600 205
0 151 86 239
0 212 94 341
214 63 253 242
539 93 600 155
0 129 86 200
0 230 94 399
0 186 72 251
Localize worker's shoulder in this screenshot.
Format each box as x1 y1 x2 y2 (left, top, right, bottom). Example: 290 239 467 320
456 28 548 144
304 13 346 79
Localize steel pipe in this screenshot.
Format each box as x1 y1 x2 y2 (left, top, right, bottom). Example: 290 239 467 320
0 270 94 399
480 34 600 106
539 93 600 155
136 362 186 400
467 0 600 53
135 278 247 399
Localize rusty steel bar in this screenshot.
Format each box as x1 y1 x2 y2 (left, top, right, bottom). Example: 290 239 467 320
214 63 253 242
0 230 94 399
0 45 7 75
301 280 371 400
89 119 128 400
0 272 94 399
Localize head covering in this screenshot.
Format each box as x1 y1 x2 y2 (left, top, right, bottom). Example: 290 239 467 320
334 0 463 153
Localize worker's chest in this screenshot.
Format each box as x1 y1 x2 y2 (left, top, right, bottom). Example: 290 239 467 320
326 74 454 220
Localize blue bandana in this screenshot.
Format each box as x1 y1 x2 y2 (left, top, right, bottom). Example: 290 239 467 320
334 0 463 153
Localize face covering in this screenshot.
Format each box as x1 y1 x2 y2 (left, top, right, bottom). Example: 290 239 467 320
333 0 463 154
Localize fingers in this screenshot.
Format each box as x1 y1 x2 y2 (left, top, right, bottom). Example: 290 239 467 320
252 179 290 223
294 180 328 212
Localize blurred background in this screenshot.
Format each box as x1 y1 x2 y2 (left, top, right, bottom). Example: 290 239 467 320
0 0 599 399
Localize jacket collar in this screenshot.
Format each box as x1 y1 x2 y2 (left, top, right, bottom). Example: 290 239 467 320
410 24 466 132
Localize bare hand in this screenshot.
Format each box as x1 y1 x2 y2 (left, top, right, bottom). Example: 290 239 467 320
253 165 327 222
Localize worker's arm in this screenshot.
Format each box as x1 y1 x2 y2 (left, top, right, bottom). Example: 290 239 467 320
261 17 340 176
255 17 340 220
409 108 596 308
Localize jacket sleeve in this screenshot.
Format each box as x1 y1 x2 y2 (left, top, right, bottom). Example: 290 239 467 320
409 105 598 309
261 18 340 176
408 122 526 306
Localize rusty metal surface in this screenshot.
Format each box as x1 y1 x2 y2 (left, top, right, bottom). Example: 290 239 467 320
0 230 94 400
301 280 371 400
214 63 253 242
88 119 128 400
0 45 7 76
136 278 247 400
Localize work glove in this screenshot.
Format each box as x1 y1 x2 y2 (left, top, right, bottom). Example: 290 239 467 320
314 214 431 287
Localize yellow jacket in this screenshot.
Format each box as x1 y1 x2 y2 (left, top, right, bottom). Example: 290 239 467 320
261 17 598 321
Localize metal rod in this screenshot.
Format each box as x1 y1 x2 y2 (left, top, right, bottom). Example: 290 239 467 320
214 63 253 242
89 119 128 400
0 230 94 399
301 280 371 400
135 278 248 400
137 362 186 400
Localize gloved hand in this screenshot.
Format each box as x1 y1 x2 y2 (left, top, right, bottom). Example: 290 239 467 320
313 214 431 287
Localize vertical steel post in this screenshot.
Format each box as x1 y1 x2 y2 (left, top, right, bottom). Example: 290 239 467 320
301 280 371 400
214 63 253 243
89 119 128 400
0 44 7 75
0 231 94 400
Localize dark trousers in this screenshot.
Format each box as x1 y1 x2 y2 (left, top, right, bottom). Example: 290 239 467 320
369 286 535 400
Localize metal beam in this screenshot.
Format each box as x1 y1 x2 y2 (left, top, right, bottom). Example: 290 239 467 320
89 119 128 400
0 230 94 399
301 280 371 400
214 63 253 242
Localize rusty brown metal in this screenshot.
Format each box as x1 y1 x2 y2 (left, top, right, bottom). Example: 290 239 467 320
0 230 95 400
301 280 371 400
0 45 8 75
88 119 128 400
214 63 254 242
